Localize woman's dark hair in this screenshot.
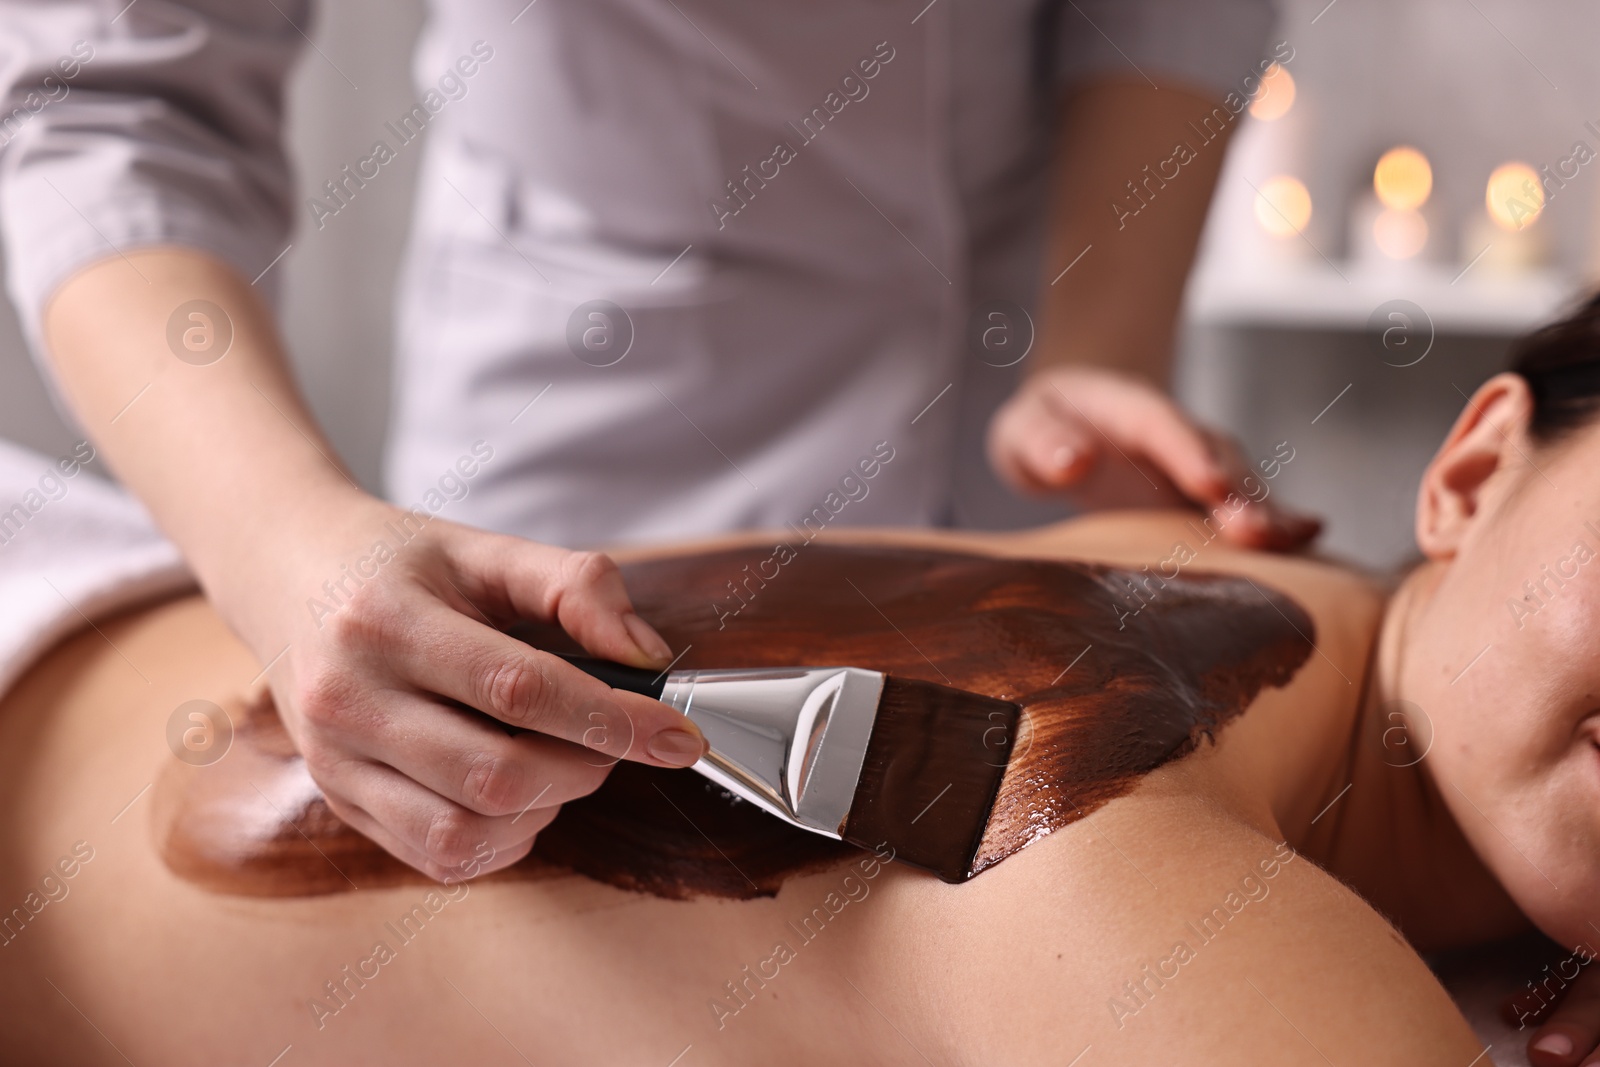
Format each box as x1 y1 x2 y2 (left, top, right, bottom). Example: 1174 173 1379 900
1513 290 1600 442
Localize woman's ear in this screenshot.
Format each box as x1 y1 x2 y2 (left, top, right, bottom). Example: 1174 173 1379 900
1415 373 1536 559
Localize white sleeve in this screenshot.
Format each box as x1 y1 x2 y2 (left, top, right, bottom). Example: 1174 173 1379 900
0 0 308 352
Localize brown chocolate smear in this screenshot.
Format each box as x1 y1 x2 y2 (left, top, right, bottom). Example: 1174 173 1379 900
153 544 1313 899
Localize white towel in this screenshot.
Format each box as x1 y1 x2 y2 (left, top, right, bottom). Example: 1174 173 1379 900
0 438 193 699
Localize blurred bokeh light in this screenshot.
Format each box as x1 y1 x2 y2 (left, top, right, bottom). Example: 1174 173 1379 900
1254 176 1312 236
1248 64 1296 121
1374 147 1433 211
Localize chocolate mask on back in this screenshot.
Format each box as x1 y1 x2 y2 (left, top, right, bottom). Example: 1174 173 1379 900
153 544 1313 899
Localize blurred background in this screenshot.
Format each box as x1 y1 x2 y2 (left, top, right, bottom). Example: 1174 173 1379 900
2 0 1595 571
1178 0 1600 569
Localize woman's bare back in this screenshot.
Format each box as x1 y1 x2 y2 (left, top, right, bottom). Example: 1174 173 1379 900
0 514 1487 1065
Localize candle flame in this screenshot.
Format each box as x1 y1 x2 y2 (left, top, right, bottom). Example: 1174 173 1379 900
1254 176 1312 237
1374 147 1432 211
1249 65 1296 122
1486 162 1544 230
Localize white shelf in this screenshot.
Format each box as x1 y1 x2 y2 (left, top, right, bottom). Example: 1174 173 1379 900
1185 260 1581 334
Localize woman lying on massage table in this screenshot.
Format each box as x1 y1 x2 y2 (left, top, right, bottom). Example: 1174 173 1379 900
9 298 1600 1067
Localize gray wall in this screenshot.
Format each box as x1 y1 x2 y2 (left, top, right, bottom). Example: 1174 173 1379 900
1246 0 1600 269
1177 0 1600 569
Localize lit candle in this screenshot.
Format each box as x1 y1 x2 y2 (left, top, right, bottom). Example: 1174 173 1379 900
1460 161 1549 275
1253 175 1313 260
1248 64 1296 122
1350 146 1433 267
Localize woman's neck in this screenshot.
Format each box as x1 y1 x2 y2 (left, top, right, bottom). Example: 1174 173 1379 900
1301 562 1531 952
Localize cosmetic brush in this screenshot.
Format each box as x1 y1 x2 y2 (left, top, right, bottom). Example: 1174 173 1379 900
556 655 1021 883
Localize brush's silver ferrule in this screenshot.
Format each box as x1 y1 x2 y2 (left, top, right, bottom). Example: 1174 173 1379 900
660 667 885 838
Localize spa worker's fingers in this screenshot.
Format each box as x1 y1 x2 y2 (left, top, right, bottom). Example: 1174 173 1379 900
312 693 633 881
442 527 677 670
1515 962 1600 1067
1193 426 1322 551
289 532 701 762
367 601 703 766
320 759 563 883
263 501 704 881
987 365 1321 550
319 688 632 818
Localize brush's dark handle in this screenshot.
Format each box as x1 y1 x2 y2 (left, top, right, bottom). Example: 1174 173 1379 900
556 653 667 700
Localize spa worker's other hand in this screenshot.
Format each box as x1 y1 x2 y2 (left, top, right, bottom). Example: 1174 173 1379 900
1504 961 1600 1067
987 366 1322 551
1012 79 1323 551
260 496 706 883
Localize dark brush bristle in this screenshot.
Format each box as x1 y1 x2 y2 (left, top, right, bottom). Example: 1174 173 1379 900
840 677 1020 883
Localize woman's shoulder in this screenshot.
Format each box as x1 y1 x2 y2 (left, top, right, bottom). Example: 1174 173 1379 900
865 790 1484 1066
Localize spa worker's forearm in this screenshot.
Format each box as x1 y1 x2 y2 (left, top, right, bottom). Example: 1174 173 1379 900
41 248 361 641
1036 78 1243 385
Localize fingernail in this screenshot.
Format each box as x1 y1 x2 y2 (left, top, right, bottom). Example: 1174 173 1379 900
647 727 707 767
623 613 673 664
1533 1033 1573 1057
